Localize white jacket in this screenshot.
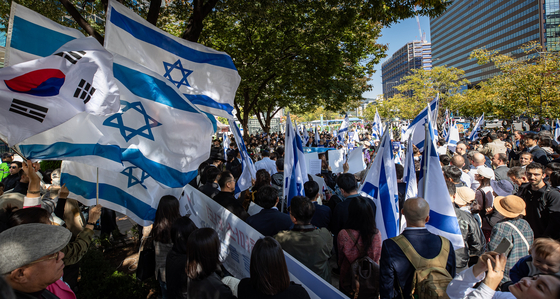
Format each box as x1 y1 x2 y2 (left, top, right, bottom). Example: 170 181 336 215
447 267 516 299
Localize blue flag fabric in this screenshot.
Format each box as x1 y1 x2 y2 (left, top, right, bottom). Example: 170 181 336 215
468 113 485 141
228 118 256 196
402 95 439 152
17 55 215 189
359 124 400 241
284 114 308 206
417 109 464 250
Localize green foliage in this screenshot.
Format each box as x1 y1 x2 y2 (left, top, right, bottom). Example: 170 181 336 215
78 248 156 299
40 160 62 172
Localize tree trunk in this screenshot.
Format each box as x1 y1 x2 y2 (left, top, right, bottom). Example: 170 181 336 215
181 0 219 42
146 0 162 26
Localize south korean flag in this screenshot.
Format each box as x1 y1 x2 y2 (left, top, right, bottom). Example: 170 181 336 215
0 37 120 145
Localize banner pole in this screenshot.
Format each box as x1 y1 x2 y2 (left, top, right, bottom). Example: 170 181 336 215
96 167 99 205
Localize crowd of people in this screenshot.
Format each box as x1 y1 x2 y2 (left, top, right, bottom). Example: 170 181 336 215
2 120 560 299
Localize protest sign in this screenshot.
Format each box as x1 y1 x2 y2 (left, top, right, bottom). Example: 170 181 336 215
327 149 345 173
179 185 348 299
346 146 366 174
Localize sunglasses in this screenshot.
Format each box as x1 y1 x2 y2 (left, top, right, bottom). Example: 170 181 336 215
27 251 61 266
9 166 17 169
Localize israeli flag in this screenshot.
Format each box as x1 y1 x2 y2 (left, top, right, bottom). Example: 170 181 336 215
446 122 460 152
402 95 439 152
284 114 309 206
17 55 215 188
394 147 403 165
302 125 310 146
373 109 384 139
315 126 320 146
5 2 86 66
228 118 256 196
468 113 485 141
418 107 464 249
105 0 240 118
555 119 560 142
223 133 230 160
352 129 361 143
338 114 349 144
403 134 418 200
62 160 183 226
360 124 400 241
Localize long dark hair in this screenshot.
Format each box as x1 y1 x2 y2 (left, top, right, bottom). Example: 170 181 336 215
185 228 220 280
152 195 181 244
250 237 290 295
170 216 198 254
345 197 377 253
252 169 271 192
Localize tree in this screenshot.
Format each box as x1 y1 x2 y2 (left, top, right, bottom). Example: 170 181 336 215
2 0 452 136
466 41 560 119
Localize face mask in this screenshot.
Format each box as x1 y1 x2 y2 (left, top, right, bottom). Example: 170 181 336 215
414 156 420 161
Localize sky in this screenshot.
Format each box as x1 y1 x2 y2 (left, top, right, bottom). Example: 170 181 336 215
362 16 431 99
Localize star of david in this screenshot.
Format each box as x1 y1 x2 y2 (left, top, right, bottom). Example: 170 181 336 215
162 59 193 89
120 166 150 189
103 101 162 142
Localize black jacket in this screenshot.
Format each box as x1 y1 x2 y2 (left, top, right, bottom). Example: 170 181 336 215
237 278 310 299
517 182 560 239
454 207 486 269
213 191 249 221
187 272 235 299
3 173 20 191
199 182 220 199
166 249 188 299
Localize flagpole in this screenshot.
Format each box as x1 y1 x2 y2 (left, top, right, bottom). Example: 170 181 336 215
96 167 99 205
422 121 430 199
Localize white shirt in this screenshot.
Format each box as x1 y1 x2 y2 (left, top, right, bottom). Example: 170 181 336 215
447 267 515 299
254 157 277 176
469 165 490 191
461 171 473 188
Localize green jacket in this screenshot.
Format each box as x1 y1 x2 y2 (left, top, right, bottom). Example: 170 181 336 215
0 162 9 181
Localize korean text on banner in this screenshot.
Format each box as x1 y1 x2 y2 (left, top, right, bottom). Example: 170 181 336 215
179 184 349 299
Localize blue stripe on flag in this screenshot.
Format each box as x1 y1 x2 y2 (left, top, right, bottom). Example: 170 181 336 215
284 255 347 299
121 148 198 188
361 182 378 198
19 143 122 163
110 8 237 71
183 93 234 115
428 210 461 235
11 16 78 58
61 173 157 222
379 157 398 238
113 63 200 113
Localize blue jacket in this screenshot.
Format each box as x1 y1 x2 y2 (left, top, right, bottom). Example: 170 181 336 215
310 201 331 230
246 208 293 237
379 228 456 299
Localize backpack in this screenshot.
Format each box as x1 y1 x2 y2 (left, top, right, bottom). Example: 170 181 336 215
393 235 452 299
345 230 380 299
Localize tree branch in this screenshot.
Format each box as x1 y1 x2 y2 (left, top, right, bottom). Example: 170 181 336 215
181 0 219 42
59 0 104 45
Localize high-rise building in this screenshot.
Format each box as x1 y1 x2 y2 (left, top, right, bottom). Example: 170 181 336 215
381 41 432 99
430 0 559 85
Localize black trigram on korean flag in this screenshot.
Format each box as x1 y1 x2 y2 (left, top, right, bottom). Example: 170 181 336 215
54 50 85 64
74 79 96 104
9 99 48 123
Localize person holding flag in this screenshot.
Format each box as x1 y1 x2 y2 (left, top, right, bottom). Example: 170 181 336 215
283 113 308 209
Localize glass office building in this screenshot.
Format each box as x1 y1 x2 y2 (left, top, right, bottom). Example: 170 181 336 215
381 41 432 99
430 0 559 85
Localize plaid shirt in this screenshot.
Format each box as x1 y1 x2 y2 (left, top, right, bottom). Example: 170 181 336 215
488 218 534 282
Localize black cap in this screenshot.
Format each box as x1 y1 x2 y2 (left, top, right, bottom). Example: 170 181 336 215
2 153 13 159
210 148 226 162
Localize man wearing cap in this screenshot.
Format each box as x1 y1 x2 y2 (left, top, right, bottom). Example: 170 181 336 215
517 162 560 239
0 153 14 182
0 223 72 299
254 150 277 176
468 152 491 191
445 181 485 273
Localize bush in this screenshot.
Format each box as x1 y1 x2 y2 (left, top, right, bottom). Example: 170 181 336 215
78 248 156 299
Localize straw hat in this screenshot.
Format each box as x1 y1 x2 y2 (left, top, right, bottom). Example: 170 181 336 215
494 195 526 219
455 187 476 206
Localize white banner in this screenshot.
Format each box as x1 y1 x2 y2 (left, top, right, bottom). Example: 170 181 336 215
179 184 348 299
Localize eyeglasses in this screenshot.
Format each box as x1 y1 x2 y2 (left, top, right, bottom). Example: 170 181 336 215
27 251 60 266
9 166 17 169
